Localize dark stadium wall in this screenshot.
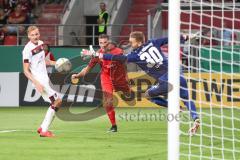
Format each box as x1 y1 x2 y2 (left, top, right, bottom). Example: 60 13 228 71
1 46 239 73
0 46 100 72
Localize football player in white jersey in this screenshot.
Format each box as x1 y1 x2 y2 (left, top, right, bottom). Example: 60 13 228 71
22 26 62 137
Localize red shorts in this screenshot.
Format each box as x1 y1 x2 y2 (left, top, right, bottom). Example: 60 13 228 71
101 73 130 94
101 74 113 94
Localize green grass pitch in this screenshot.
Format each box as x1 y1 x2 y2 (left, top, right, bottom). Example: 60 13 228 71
0 107 239 160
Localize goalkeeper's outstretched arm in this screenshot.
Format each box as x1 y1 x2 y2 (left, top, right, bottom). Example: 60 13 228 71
102 52 137 63
151 35 187 47
103 54 127 62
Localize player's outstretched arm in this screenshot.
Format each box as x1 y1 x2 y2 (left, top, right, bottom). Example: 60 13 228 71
71 66 91 79
153 37 169 47
23 62 44 93
102 52 137 63
153 35 187 47
82 45 136 62
80 45 99 59
72 52 99 80
102 54 127 62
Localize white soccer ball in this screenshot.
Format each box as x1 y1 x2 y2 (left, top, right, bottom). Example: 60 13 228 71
55 58 72 72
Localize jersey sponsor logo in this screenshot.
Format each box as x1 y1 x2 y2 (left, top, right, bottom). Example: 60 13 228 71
31 44 43 56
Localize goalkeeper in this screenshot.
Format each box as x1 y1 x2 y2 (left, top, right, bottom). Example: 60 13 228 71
72 34 131 132
87 31 200 136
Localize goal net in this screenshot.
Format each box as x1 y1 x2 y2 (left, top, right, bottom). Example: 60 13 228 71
178 0 240 159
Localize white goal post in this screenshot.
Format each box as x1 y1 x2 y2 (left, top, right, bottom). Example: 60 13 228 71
168 0 180 160
168 0 240 160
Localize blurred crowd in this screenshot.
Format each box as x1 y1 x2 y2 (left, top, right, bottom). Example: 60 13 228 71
0 0 39 44
0 0 64 45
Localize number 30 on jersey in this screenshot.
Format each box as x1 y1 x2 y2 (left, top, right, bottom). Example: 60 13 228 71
140 46 163 68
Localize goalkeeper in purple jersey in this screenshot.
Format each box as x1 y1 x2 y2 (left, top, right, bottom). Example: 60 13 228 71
97 31 200 136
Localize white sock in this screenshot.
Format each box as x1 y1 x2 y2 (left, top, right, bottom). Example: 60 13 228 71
41 107 56 132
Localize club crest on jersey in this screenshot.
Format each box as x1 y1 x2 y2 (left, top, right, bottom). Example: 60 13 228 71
31 45 43 56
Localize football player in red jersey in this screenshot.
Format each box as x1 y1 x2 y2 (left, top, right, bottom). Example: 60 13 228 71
72 34 131 132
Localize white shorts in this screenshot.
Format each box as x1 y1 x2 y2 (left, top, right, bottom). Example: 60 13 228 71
40 82 59 104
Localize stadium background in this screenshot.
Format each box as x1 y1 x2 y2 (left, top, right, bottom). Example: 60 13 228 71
0 0 240 160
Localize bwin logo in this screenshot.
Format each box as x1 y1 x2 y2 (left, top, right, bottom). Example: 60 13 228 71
24 80 96 103
56 84 96 103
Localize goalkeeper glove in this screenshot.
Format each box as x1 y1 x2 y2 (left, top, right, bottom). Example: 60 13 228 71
89 45 101 57
80 45 101 58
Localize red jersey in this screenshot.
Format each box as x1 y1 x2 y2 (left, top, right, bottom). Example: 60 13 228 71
88 47 129 93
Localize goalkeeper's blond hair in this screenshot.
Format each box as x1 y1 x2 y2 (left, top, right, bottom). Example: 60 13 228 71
130 31 145 43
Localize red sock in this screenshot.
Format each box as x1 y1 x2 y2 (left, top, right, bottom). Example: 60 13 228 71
106 106 116 126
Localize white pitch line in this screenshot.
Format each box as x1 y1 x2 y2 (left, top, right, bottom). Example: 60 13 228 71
0 130 17 133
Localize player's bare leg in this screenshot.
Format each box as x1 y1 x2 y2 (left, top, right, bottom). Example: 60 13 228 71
38 98 62 137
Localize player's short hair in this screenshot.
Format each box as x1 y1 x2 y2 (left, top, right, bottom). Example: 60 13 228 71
130 31 145 43
98 34 109 40
27 26 39 35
